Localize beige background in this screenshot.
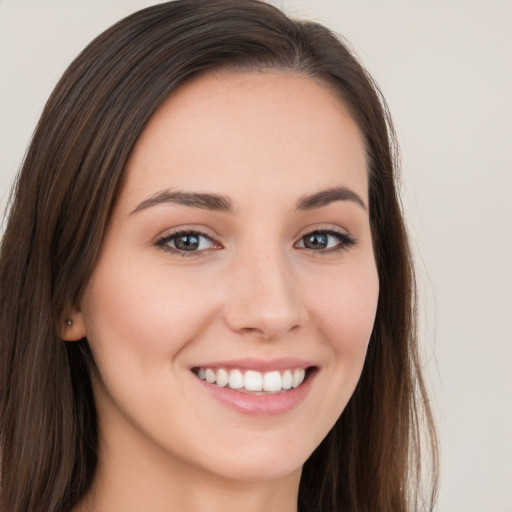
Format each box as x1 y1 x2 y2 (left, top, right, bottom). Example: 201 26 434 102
1 1 511 510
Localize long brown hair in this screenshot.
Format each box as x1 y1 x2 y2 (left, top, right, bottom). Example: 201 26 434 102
0 1 438 510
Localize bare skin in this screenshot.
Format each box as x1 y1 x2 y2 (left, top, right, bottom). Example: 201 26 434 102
67 70 378 512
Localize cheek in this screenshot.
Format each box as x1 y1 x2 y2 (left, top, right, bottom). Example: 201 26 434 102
80 256 221 373
310 264 379 358
295 261 379 446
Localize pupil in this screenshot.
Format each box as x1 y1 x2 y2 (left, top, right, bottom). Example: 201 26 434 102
305 233 327 249
176 234 199 251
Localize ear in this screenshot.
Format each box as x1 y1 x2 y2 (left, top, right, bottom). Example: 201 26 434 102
60 307 87 341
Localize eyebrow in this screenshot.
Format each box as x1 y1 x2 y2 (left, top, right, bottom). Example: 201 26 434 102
130 190 233 214
295 186 367 211
130 185 366 215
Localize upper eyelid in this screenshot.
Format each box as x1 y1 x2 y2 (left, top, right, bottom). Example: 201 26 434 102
161 229 217 239
154 225 355 250
153 220 356 257
294 224 352 240
295 229 355 245
154 232 220 258
156 226 220 242
156 225 350 239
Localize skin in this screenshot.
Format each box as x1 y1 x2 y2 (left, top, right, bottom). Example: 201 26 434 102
67 70 379 512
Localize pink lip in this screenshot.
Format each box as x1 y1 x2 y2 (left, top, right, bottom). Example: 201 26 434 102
194 364 318 417
191 357 316 372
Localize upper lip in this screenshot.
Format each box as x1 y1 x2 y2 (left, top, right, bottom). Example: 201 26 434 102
191 357 317 372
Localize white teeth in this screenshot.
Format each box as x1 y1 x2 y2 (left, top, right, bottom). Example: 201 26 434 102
205 368 216 383
216 368 229 387
228 369 244 389
292 368 305 388
244 370 263 391
196 367 309 393
282 369 292 389
263 371 282 392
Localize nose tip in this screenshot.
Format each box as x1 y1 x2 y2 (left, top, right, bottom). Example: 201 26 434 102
223 263 306 341
232 305 301 340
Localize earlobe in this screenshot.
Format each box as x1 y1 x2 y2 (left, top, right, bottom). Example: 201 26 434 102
60 311 87 341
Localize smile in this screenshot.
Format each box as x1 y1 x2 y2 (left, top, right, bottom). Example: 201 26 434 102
194 367 307 394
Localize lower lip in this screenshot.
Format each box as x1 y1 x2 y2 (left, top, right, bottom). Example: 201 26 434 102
195 370 316 416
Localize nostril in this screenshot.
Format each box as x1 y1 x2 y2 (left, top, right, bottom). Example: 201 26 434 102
241 327 263 334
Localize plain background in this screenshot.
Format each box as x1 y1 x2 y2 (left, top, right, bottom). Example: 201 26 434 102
1 1 511 511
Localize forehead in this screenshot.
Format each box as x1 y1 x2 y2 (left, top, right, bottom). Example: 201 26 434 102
120 70 368 211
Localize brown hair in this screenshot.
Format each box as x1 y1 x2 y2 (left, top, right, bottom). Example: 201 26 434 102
0 1 438 511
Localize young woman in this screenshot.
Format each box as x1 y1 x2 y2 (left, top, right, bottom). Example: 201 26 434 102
0 1 438 511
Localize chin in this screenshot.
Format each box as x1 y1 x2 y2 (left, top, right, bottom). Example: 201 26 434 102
183 424 324 483
202 452 306 483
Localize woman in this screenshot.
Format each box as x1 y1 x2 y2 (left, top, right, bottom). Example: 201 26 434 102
0 1 438 511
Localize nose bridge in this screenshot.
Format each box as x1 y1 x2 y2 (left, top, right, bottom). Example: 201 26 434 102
224 240 305 339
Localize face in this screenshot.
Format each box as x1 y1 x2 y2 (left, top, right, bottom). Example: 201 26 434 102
73 71 379 483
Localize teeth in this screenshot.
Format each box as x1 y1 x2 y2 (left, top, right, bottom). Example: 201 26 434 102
228 369 244 389
263 370 282 392
216 368 229 387
196 366 308 393
205 368 216 383
244 370 263 391
292 368 305 388
282 369 292 389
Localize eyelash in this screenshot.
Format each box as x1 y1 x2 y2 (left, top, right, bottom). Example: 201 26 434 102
155 228 218 256
155 228 356 257
294 229 356 254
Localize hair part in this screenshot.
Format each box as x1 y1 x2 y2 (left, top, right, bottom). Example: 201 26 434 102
0 1 438 511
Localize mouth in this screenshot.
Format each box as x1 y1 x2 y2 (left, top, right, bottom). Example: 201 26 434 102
191 366 316 395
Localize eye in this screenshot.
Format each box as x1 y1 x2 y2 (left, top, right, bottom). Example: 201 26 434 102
156 229 220 255
295 229 355 252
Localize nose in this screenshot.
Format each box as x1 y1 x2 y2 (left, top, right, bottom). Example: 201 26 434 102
222 250 307 341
